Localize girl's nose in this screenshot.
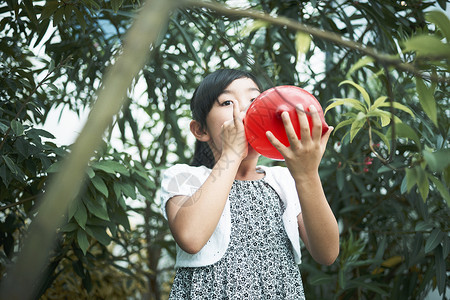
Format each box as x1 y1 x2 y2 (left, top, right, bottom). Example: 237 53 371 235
239 100 251 113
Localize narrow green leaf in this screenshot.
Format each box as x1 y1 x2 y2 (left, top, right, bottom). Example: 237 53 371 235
428 174 450 206
393 123 421 150
425 228 443 253
426 10 450 41
120 183 136 199
434 245 446 294
73 7 87 32
403 35 450 57
339 80 372 108
346 56 374 78
417 77 438 126
40 1 59 20
111 0 124 13
59 222 78 233
367 109 391 127
11 120 24 136
371 96 388 110
2 155 19 175
349 112 366 142
405 167 417 192
241 20 268 36
83 198 109 221
295 31 311 58
90 175 109 197
86 166 95 179
333 118 355 133
325 98 366 114
92 160 129 175
423 148 450 172
378 102 415 118
371 129 391 153
77 229 89 255
74 201 87 229
416 167 430 201
85 226 111 246
336 170 344 191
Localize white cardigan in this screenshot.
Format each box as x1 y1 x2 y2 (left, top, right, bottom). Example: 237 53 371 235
160 164 302 268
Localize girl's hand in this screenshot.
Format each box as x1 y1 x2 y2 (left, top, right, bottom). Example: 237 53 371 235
221 100 248 161
266 104 333 181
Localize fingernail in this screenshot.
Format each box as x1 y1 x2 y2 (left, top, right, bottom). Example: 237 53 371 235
309 105 317 111
297 104 304 111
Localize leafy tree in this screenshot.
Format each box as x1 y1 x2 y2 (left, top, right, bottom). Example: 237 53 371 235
0 0 448 299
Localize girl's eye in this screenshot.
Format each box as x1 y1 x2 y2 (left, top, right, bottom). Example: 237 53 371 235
221 100 233 106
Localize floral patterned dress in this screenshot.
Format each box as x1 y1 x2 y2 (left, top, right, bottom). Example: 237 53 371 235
169 178 305 299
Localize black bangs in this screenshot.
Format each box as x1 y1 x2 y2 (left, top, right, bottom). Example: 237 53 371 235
190 69 262 128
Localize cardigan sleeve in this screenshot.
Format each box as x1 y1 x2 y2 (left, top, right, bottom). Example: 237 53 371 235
160 164 210 220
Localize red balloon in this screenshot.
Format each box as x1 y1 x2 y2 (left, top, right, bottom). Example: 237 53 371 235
243 85 329 160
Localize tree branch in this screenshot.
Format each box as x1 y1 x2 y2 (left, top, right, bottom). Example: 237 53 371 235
184 0 448 84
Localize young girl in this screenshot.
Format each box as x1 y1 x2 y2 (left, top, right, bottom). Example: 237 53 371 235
160 69 339 299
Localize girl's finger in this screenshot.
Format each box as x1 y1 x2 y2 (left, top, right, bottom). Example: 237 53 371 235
232 100 241 127
281 111 299 146
266 131 287 154
296 104 311 142
309 105 322 140
320 126 333 150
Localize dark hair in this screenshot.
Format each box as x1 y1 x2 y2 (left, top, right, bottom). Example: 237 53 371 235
190 69 262 169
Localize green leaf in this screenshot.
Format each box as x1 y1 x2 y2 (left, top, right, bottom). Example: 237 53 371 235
425 228 443 253
310 274 333 285
339 80 371 108
59 222 78 233
11 120 24 136
371 129 391 153
120 183 136 199
83 198 109 221
86 166 95 179
405 167 417 193
434 245 446 294
295 31 311 58
423 148 450 172
85 226 111 246
370 96 388 110
367 109 391 127
90 175 109 197
111 0 124 13
74 200 87 229
428 174 450 206
416 167 430 201
346 56 374 78
426 10 450 41
77 229 89 255
73 7 87 33
92 160 129 175
377 102 415 118
325 98 366 114
241 20 268 36
349 112 366 142
403 35 450 57
392 123 421 150
334 119 355 133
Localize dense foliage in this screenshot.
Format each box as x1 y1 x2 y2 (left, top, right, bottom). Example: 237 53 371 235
0 0 448 299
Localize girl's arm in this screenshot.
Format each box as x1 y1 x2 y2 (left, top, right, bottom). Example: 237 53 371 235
166 101 246 254
266 104 339 265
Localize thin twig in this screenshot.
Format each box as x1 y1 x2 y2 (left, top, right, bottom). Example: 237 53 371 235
0 194 42 212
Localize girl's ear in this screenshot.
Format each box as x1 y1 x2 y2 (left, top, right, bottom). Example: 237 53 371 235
190 120 210 142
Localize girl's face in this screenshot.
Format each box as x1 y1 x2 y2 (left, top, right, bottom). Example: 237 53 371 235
204 77 261 157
